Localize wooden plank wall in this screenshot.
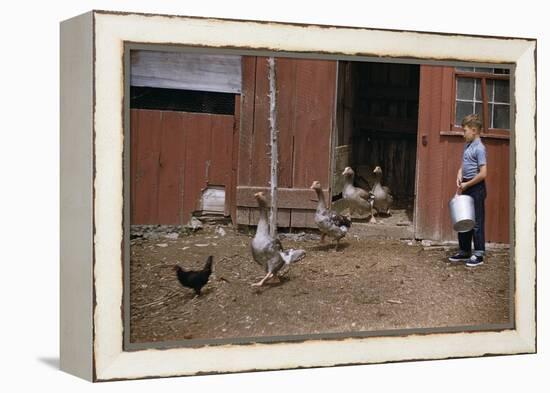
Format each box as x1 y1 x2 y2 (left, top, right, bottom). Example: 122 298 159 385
415 65 510 243
237 56 337 228
351 134 417 206
332 62 354 196
130 109 235 225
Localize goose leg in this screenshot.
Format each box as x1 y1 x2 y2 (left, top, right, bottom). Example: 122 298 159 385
369 202 377 223
252 272 273 287
320 233 326 244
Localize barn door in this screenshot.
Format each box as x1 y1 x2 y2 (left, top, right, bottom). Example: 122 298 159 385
414 65 455 240
237 56 337 228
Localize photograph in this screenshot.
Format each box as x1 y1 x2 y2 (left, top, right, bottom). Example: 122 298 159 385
125 49 513 347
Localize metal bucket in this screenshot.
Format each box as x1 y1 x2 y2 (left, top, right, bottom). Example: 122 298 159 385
449 194 475 232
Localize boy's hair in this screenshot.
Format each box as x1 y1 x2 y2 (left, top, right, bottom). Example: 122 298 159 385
461 114 483 131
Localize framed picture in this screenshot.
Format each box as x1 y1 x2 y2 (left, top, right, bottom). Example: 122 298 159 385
60 10 536 382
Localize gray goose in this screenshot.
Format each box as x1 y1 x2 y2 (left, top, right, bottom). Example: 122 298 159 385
310 181 351 250
250 192 305 286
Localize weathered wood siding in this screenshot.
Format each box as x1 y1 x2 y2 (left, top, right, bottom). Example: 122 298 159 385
130 109 236 224
415 65 510 243
237 56 337 228
130 50 242 93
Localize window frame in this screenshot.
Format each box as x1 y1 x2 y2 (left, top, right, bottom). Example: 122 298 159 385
442 68 511 140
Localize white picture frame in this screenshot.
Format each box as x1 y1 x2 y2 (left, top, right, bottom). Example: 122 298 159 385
60 10 536 382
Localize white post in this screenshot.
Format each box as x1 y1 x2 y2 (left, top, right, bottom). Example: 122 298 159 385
268 57 278 238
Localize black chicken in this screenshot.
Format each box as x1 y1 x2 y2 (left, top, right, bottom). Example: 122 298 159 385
174 255 213 296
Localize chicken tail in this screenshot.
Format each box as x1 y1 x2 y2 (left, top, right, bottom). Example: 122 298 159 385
203 255 214 270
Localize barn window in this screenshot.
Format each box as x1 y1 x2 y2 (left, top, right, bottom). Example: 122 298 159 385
130 86 235 115
453 67 511 136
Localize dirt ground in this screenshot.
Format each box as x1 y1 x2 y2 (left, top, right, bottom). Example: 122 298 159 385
129 223 511 345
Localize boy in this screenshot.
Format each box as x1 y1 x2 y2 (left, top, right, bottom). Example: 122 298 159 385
448 114 487 267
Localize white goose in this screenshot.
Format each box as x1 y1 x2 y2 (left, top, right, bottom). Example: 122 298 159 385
341 166 376 223
371 166 393 216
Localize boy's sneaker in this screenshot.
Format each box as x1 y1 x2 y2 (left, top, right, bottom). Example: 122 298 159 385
466 255 484 267
448 252 470 263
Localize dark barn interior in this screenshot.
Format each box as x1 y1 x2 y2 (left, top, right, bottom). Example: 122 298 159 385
334 61 420 213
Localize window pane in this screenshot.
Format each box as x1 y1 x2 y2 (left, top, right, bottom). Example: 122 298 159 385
457 77 474 100
456 67 510 75
493 104 510 129
494 79 510 103
474 67 494 73
455 101 474 126
475 79 482 101
474 102 483 120
486 80 495 102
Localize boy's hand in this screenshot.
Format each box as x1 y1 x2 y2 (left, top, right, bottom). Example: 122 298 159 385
458 181 469 192
456 177 462 188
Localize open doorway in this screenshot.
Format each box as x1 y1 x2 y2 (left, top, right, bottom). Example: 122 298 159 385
332 61 420 235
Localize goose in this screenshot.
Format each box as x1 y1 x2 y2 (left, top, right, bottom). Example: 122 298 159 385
341 166 376 223
310 181 351 250
371 166 393 216
250 192 305 286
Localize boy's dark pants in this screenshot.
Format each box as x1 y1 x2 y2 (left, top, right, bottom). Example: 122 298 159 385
458 180 487 256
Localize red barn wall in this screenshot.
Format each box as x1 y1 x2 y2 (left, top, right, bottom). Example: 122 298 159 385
415 65 510 243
